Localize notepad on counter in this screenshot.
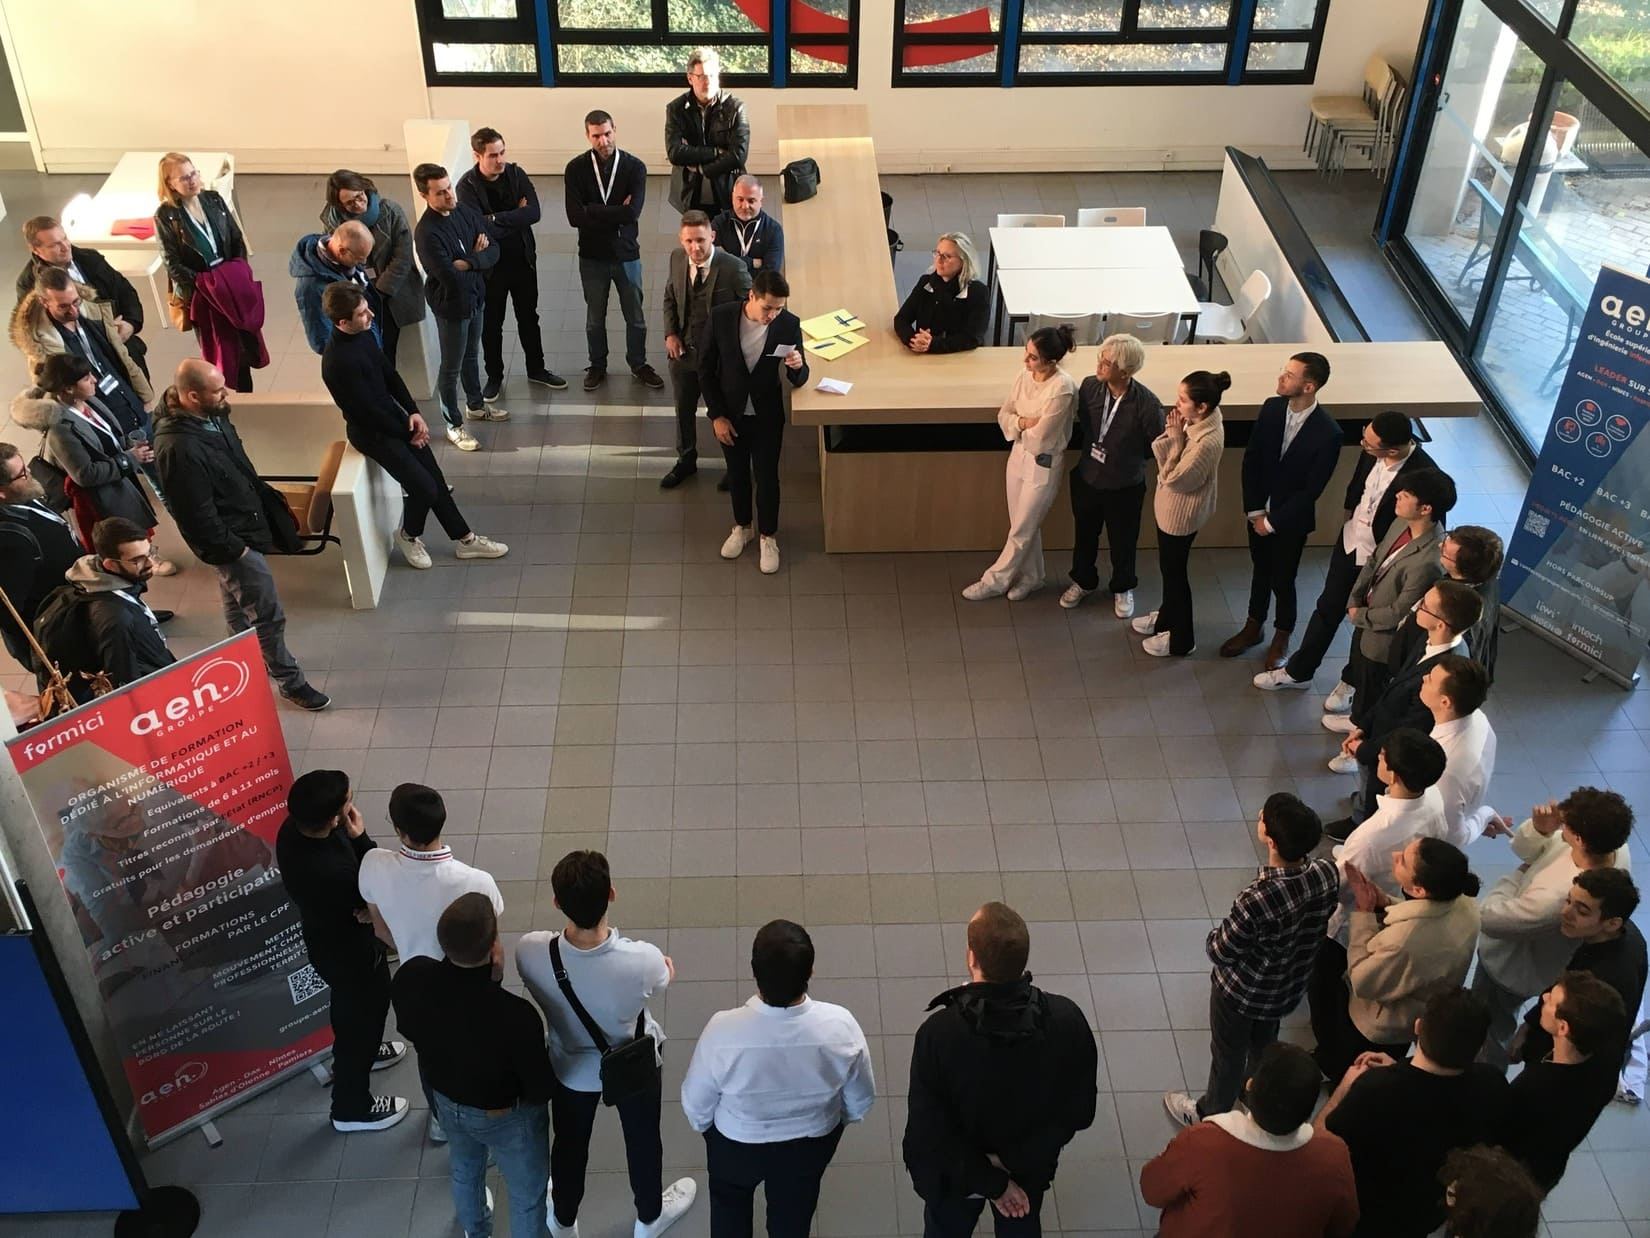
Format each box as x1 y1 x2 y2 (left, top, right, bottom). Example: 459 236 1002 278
804 332 868 361
816 378 853 395
800 309 866 339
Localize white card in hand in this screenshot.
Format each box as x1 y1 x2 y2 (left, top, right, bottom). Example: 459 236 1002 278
816 378 853 394
769 343 798 358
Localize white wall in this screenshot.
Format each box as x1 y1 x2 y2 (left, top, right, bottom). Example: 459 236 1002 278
9 0 1426 174
1213 150 1335 345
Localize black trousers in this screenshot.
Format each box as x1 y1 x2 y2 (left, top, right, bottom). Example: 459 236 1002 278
1198 985 1279 1117
551 1072 664 1225
1308 937 1412 1082
1246 525 1310 631
722 414 784 537
482 255 544 382
307 930 390 1121
347 428 470 541
1068 474 1145 594
1285 540 1361 682
705 1122 844 1238
380 309 402 368
1153 530 1198 655
1346 630 1393 726
923 1186 1047 1238
670 351 704 461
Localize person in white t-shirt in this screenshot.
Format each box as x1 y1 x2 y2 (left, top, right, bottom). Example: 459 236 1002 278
516 850 696 1238
1420 654 1497 849
357 781 502 1142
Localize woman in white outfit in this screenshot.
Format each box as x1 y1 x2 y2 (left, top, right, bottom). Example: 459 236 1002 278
962 324 1079 602
1131 369 1228 656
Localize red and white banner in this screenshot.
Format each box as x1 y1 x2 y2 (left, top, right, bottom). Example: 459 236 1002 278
5 632 331 1144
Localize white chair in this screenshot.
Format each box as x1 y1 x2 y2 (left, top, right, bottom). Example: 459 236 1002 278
1102 311 1179 344
1078 207 1147 227
1028 312 1105 346
1192 270 1272 344
997 213 1066 228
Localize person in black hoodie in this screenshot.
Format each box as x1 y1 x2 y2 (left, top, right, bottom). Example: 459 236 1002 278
894 232 988 354
456 127 566 400
904 902 1098 1238
318 283 507 569
152 358 329 711
0 440 85 681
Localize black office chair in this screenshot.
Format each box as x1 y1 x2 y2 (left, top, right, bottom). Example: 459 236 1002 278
1188 229 1229 300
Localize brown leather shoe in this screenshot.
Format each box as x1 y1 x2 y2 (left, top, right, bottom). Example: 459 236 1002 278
1264 629 1291 670
1219 618 1264 658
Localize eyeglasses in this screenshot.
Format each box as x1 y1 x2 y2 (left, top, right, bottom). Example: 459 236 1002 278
2 463 29 483
932 250 961 260
118 552 155 566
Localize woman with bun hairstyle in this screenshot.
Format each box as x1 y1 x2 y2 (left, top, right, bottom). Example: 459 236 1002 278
962 323 1080 601
1132 370 1228 655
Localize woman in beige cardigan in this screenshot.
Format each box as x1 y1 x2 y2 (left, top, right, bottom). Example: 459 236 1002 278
1312 836 1482 1080
1131 370 1227 656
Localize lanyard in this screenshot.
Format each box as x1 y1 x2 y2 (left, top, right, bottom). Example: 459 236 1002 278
185 204 219 257
73 404 119 443
25 500 69 528
113 588 158 625
1096 386 1123 445
591 152 620 204
733 217 760 256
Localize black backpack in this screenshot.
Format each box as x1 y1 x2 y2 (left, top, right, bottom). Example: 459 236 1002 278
782 158 821 204
30 584 103 703
28 437 70 513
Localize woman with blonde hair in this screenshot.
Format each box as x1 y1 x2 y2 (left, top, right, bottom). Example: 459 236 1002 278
1132 369 1228 656
894 231 988 353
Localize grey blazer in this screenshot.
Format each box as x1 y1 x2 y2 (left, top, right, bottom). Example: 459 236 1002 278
662 246 752 349
44 401 155 529
1347 521 1443 662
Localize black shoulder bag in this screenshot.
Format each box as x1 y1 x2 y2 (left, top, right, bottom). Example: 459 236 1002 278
549 937 659 1106
782 158 821 203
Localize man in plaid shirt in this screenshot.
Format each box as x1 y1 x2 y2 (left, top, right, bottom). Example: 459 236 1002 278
1165 792 1340 1126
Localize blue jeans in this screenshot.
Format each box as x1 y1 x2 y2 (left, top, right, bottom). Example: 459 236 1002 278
434 309 484 429
578 257 647 371
432 1090 549 1238
216 549 306 695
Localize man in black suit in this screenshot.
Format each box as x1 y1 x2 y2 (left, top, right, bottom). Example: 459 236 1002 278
1254 410 1435 706
15 216 149 378
1221 352 1341 669
699 269 808 575
0 441 88 683
661 209 751 490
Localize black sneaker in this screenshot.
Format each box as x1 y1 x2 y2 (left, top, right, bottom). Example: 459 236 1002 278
152 609 176 624
716 474 732 493
331 1094 409 1133
632 363 665 390
583 366 606 392
528 369 568 391
1322 816 1357 843
660 460 697 489
482 377 503 402
371 1040 407 1071
283 684 332 712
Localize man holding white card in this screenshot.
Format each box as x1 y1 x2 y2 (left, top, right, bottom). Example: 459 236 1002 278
698 270 808 574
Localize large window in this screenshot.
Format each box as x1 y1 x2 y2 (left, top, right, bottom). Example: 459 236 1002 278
892 0 1328 85
416 0 856 85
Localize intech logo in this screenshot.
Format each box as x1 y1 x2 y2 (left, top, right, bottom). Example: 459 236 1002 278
139 1060 208 1107
129 656 252 736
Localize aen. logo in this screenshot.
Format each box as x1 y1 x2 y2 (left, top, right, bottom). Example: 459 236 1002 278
139 1060 208 1106
129 656 252 736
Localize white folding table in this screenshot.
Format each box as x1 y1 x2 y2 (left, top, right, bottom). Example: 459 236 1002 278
995 266 1201 345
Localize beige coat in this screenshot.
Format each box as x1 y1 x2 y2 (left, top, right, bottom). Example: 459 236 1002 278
1151 409 1224 535
9 285 155 404
1346 894 1480 1044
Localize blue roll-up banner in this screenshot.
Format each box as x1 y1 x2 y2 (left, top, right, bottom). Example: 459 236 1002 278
1503 262 1650 687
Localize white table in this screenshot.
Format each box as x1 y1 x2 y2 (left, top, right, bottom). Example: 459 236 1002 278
988 225 1183 272
996 266 1200 344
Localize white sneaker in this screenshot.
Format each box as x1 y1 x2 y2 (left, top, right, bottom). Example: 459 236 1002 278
465 404 511 422
455 533 509 560
1131 611 1159 636
720 525 753 559
396 529 432 569
447 425 480 452
1328 753 1360 775
1114 589 1135 619
548 1182 579 1238
1006 577 1042 602
1253 667 1309 691
1163 1090 1201 1128
1324 680 1356 714
1321 713 1358 734
1060 583 1093 610
1143 631 1191 657
961 579 1003 602
759 536 780 574
465 1187 493 1238
635 1179 697 1238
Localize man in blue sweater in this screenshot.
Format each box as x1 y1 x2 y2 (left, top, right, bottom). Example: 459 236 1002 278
413 162 503 452
564 111 665 395
456 127 566 402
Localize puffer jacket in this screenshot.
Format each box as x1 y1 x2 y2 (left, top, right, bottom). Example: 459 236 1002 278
665 90 750 214
9 288 155 403
320 193 425 328
151 386 273 565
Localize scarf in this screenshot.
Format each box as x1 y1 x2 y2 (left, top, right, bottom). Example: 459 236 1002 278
358 191 382 229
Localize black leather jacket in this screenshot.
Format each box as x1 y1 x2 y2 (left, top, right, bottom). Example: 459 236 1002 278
665 91 750 214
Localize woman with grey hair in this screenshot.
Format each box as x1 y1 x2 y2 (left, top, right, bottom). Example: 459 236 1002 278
1062 334 1165 616
895 232 988 353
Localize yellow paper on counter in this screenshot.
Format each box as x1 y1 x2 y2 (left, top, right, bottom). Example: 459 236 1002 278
804 331 868 361
800 309 866 339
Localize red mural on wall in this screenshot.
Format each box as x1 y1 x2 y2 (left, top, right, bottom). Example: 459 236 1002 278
726 0 995 68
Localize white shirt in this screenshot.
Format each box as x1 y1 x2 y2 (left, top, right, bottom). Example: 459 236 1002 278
1279 400 1318 457
1431 711 1497 849
1478 821 1634 997
357 845 503 962
681 995 876 1142
1342 451 1409 563
516 927 670 1093
1328 787 1449 944
738 312 768 376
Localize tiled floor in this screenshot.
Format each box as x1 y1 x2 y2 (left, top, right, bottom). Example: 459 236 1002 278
3 164 1647 1238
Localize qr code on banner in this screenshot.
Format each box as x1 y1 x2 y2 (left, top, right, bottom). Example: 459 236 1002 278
1523 510 1551 539
287 964 329 1005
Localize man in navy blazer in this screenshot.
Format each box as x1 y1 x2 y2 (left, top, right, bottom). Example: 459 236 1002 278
1221 353 1341 669
698 269 808 575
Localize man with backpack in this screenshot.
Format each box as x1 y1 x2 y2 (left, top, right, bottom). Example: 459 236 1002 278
0 440 86 682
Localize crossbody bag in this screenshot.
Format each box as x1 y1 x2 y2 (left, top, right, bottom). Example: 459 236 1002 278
549 936 659 1106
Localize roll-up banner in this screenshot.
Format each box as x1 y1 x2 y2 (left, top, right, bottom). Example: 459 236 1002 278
1503 262 1650 688
4 631 331 1145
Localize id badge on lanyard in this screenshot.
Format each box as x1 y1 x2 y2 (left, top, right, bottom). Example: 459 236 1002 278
1089 390 1120 465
